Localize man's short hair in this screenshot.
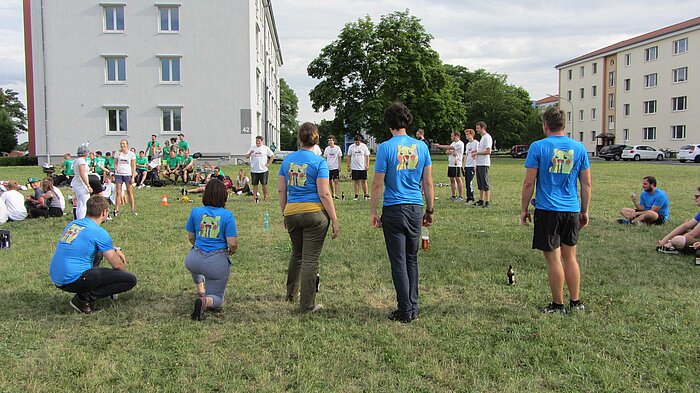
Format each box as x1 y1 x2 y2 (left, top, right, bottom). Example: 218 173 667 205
178 133 184 137
354 135 363 142
327 135 336 142
151 134 156 138
416 129 424 137
465 128 475 136
384 101 413 130
86 195 109 218
452 130 461 137
541 107 565 132
476 121 487 130
256 135 263 141
643 176 657 187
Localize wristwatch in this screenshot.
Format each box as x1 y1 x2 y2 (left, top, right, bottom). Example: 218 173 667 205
425 209 434 214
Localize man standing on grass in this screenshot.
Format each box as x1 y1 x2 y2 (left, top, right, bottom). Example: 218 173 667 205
177 133 189 153
49 195 137 314
415 129 430 150
433 130 464 201
463 128 478 203
246 135 275 202
146 134 160 162
324 135 343 199
618 176 669 225
347 135 371 201
370 102 434 324
520 107 591 314
472 121 492 208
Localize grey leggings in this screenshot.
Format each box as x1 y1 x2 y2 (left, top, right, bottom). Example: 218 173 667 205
185 247 230 308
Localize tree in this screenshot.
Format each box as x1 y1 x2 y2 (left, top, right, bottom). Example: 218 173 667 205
0 88 26 153
308 11 465 142
279 78 299 150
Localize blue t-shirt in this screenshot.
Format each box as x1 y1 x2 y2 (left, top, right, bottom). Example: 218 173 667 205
695 212 700 222
640 189 670 221
374 134 432 206
49 218 115 286
185 206 238 253
278 149 329 203
524 136 590 213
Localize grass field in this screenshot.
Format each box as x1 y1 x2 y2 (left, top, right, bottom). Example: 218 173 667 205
0 157 698 392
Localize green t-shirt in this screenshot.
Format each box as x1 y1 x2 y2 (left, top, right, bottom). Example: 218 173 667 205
178 140 189 151
136 156 149 169
63 159 75 176
85 157 94 171
147 141 160 156
106 157 115 170
163 146 171 156
166 156 180 169
94 157 107 174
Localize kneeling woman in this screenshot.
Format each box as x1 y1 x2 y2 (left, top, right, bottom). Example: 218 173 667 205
184 179 238 320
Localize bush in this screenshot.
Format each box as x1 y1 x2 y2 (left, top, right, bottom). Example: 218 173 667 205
0 155 38 166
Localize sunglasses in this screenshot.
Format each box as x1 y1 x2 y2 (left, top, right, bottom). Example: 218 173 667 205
695 195 700 199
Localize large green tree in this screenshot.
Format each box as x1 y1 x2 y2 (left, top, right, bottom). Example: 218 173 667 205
308 11 465 142
0 88 26 153
279 78 299 150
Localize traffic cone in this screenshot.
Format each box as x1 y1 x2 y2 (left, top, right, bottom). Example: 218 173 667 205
161 194 169 206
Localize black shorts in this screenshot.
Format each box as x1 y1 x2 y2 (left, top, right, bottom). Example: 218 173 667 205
476 166 490 191
329 169 340 180
532 209 580 252
635 209 666 225
251 171 269 186
351 170 367 181
448 167 462 178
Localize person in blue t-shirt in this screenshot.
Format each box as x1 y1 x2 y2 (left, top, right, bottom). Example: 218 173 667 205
370 102 434 323
49 195 137 314
619 176 670 225
278 122 339 313
184 179 238 321
656 186 700 254
521 107 591 314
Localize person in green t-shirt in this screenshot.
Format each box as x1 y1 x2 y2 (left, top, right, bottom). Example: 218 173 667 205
163 150 181 182
179 149 195 183
177 133 189 153
146 134 160 161
86 152 96 173
59 153 75 186
105 152 115 172
94 151 108 179
162 140 171 158
135 150 149 188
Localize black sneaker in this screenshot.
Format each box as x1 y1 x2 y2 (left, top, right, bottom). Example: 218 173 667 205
569 300 585 312
70 295 93 314
656 245 679 255
181 187 186 196
364 194 370 201
483 201 491 208
474 200 484 206
539 302 567 314
387 310 413 323
192 298 206 321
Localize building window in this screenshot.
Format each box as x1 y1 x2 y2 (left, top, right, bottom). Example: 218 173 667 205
159 6 180 32
623 128 629 141
643 100 657 114
623 103 630 116
609 71 615 87
592 62 598 74
566 90 572 101
579 88 585 99
566 111 571 122
643 127 656 141
624 78 631 91
161 107 182 133
673 38 688 55
644 46 658 61
644 73 657 88
103 5 124 32
671 125 686 140
592 85 597 97
672 96 687 111
567 69 572 80
579 110 584 121
580 66 585 78
579 131 584 142
608 93 615 109
591 131 596 142
608 115 614 130
672 67 688 83
591 108 597 120
105 56 126 83
159 57 181 83
624 53 631 66
106 108 127 133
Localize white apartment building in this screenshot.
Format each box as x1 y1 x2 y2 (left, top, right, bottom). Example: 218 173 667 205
23 0 282 163
556 17 699 154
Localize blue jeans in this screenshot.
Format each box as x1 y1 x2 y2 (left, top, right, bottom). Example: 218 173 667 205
381 204 422 320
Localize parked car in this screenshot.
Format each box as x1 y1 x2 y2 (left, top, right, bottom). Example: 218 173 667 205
621 145 665 161
273 150 293 162
510 144 529 158
678 144 700 163
598 144 628 161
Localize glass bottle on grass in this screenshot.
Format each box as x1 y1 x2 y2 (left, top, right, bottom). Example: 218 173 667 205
421 226 430 251
263 211 270 232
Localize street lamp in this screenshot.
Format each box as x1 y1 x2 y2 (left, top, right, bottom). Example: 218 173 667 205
548 94 574 134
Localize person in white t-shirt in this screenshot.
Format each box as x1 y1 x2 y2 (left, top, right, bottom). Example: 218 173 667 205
114 139 137 216
312 144 323 156
434 130 465 201
0 181 28 221
471 121 493 208
71 145 92 219
245 135 275 202
463 128 479 203
346 135 371 201
323 135 343 199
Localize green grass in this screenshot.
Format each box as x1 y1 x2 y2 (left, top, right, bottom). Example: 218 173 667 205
0 158 698 392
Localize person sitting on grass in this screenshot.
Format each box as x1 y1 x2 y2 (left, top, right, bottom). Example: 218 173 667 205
163 150 181 183
49 195 137 314
233 169 252 195
27 178 65 218
54 153 74 187
0 181 28 222
184 179 238 320
135 150 149 189
618 176 669 225
24 177 45 216
179 149 195 184
656 186 700 255
102 174 117 205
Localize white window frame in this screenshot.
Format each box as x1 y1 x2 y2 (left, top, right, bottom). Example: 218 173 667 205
580 66 585 78
102 3 125 33
642 127 656 141
644 73 657 88
644 46 658 62
623 128 629 142
158 55 182 84
624 78 631 92
591 131 596 142
592 62 598 74
643 100 657 115
157 4 180 33
672 96 687 112
673 38 688 55
624 53 631 66
579 88 585 99
159 106 183 134
592 85 597 97
567 69 572 80
578 131 584 142
579 110 584 121
104 105 129 135
671 125 686 140
591 108 597 120
103 55 127 84
566 111 571 123
623 103 630 117
609 93 615 109
566 90 572 101
609 71 615 87
672 67 688 83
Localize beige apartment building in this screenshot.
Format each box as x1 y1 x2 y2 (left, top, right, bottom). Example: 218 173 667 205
556 17 699 154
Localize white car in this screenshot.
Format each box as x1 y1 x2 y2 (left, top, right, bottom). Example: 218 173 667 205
678 144 700 163
621 145 665 161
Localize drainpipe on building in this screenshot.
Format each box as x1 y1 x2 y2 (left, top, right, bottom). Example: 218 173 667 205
262 2 269 145
40 0 50 163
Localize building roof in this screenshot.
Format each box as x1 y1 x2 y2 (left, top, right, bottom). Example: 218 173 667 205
535 95 559 105
556 16 700 69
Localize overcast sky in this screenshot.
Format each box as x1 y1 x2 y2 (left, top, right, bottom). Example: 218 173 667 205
1 0 698 142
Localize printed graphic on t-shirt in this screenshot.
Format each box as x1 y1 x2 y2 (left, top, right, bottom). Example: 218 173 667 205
199 215 221 238
60 224 85 244
396 144 418 170
549 149 575 174
288 163 308 186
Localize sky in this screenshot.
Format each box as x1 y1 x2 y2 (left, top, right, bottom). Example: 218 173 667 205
1 0 699 143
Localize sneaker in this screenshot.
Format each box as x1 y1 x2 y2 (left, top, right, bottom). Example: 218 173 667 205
455 197 464 202
617 218 632 225
192 297 206 321
465 198 475 204
181 187 186 196
70 295 93 314
696 257 700 265
483 201 491 208
450 196 457 201
334 196 339 200
474 200 484 206
305 304 323 313
387 309 413 323
364 195 370 201
110 294 119 301
353 195 359 201
131 211 138 216
569 300 585 312
539 302 567 314
105 216 113 221
113 210 120 217
656 245 679 254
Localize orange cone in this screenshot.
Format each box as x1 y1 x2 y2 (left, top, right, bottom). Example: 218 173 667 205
161 194 169 206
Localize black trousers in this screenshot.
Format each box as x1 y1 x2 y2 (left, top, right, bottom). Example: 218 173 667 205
57 253 137 302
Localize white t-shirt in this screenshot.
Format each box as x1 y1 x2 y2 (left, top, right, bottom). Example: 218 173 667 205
312 145 323 156
0 197 8 223
448 140 464 167
71 157 89 191
237 176 249 188
116 151 136 175
464 140 478 168
324 146 343 170
49 186 65 210
1 190 27 221
249 145 274 173
476 133 493 167
347 143 370 170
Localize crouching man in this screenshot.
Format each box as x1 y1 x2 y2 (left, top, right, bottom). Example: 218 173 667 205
49 195 137 313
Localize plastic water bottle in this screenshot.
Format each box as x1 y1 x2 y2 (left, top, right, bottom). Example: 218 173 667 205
316 273 320 292
263 211 270 232
421 227 430 251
